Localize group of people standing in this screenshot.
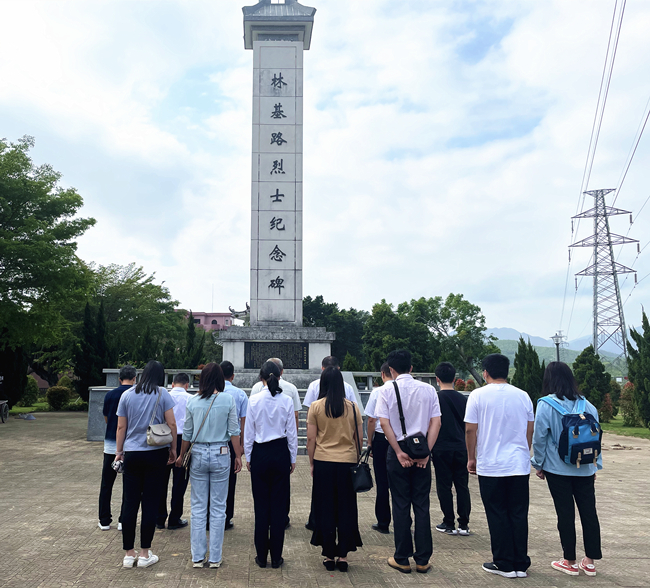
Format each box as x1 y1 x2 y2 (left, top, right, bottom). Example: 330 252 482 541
98 350 603 578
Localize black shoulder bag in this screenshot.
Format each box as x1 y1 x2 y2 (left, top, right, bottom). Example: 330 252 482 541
350 403 373 492
393 381 430 459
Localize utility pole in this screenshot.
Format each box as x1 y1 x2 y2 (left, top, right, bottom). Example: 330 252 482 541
570 189 638 357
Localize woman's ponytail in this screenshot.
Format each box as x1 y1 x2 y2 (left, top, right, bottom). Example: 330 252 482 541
259 360 284 397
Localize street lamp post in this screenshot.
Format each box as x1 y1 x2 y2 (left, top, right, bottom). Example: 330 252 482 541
551 332 564 362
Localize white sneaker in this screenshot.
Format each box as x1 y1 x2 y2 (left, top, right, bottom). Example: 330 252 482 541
458 526 470 536
117 523 122 531
516 571 528 578
137 550 159 568
209 560 222 569
193 559 205 568
98 522 110 531
122 555 136 568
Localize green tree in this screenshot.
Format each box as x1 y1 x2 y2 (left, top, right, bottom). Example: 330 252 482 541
398 294 498 383
203 331 223 364
0 136 95 406
362 300 437 371
17 375 40 407
73 302 107 401
619 382 640 426
303 295 368 363
183 312 206 369
609 380 621 417
573 345 611 412
627 311 650 428
342 352 361 371
511 337 545 406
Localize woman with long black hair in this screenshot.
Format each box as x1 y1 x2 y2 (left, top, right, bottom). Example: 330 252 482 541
531 361 603 577
176 362 242 569
115 360 177 569
244 361 297 568
307 366 363 572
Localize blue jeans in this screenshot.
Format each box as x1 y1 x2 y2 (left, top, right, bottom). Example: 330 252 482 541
190 443 230 563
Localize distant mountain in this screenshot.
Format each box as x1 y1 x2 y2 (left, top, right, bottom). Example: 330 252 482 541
487 328 554 348
488 327 621 359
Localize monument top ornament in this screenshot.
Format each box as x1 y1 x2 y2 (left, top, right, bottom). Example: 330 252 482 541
243 0 316 50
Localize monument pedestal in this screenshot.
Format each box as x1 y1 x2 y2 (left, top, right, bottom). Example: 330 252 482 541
219 325 334 388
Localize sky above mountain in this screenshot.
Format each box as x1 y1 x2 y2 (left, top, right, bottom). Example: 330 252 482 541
1 0 649 339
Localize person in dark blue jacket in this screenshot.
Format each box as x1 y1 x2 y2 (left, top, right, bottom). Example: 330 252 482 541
98 365 136 531
532 362 602 577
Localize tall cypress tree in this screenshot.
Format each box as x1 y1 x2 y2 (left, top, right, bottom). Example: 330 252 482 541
628 311 650 428
74 302 104 401
511 337 545 406
573 345 610 412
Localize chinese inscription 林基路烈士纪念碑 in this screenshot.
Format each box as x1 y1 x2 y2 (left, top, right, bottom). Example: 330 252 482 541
270 217 285 231
269 245 287 262
271 73 287 89
271 132 287 146
271 103 286 119
269 276 285 294
270 189 284 203
271 159 285 174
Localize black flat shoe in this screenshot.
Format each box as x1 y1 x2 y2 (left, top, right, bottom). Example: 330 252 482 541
255 556 267 568
155 523 165 530
224 520 234 530
323 559 336 571
372 523 390 534
271 557 284 569
167 519 188 530
336 560 349 572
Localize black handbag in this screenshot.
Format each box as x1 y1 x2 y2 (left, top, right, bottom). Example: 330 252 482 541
350 404 373 492
393 381 430 460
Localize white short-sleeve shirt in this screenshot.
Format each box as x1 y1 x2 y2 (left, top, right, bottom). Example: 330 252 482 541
303 378 357 407
464 383 534 477
251 378 301 411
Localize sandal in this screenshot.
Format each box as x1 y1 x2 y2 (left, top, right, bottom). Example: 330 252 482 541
323 559 336 572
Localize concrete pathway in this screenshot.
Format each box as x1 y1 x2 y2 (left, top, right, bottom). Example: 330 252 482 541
0 413 648 587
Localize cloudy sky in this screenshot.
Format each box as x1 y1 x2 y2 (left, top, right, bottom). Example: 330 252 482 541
1 0 649 342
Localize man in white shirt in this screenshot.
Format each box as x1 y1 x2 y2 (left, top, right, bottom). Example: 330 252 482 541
303 355 358 531
157 373 192 530
302 355 358 408
465 353 534 579
376 350 441 575
251 357 301 432
364 363 393 534
221 361 249 531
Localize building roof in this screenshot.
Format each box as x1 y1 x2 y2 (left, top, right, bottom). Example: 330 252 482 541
243 0 316 49
243 0 316 20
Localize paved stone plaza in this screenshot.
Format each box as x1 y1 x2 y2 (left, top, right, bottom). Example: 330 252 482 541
1 413 649 588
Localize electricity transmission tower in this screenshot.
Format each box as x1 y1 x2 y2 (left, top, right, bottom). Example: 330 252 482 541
570 189 638 356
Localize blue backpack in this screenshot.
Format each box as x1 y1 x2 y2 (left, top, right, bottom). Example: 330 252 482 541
537 396 602 468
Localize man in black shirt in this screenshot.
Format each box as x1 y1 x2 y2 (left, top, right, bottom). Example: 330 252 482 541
431 362 471 535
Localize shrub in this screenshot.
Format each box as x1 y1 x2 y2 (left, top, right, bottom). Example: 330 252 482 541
17 376 40 407
599 393 614 423
619 382 640 427
609 380 622 417
63 400 89 412
46 386 70 411
465 379 477 392
57 375 74 391
454 378 466 391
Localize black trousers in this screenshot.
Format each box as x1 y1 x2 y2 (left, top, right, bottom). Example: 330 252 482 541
226 440 237 524
431 448 470 528
545 472 602 560
371 432 391 528
386 447 432 566
122 448 168 551
250 438 291 563
311 460 363 558
157 435 188 526
478 475 531 573
99 452 124 526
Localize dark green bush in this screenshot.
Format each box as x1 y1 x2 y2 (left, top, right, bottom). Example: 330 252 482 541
17 376 40 407
57 375 74 391
46 386 70 411
63 400 89 412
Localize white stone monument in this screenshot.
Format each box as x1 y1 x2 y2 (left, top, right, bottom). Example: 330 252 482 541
220 0 334 384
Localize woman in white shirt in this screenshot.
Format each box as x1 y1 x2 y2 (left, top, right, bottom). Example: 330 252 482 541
244 361 298 569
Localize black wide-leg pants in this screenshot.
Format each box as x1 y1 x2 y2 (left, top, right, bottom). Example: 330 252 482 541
250 438 291 563
371 432 391 529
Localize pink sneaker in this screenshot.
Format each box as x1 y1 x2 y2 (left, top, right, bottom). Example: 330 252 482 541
579 558 596 576
551 560 579 576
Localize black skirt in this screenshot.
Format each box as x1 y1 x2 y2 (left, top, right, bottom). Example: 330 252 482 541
310 459 363 558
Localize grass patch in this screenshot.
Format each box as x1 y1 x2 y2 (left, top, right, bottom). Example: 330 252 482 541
601 414 650 440
9 402 50 415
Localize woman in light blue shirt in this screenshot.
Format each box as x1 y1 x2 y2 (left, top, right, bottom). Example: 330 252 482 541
531 362 602 577
176 362 242 568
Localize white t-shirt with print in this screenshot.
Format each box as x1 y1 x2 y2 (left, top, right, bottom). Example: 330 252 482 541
464 383 534 477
